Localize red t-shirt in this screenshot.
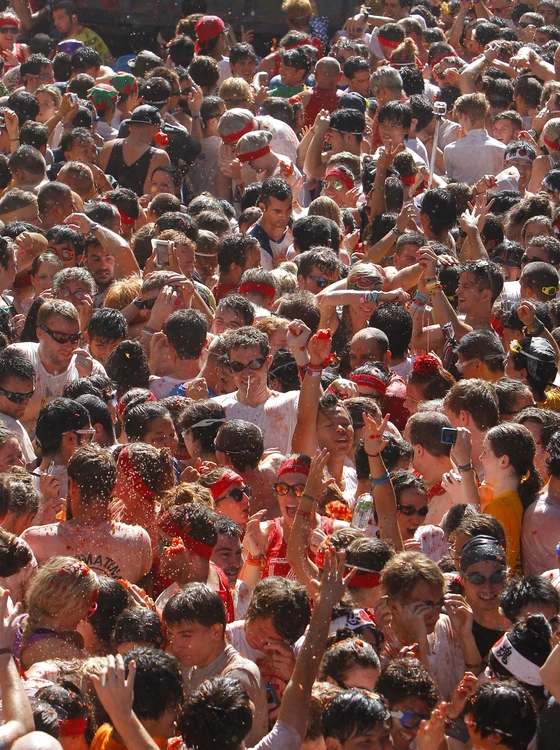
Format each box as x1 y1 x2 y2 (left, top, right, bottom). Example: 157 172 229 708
304 86 343 127
263 516 334 580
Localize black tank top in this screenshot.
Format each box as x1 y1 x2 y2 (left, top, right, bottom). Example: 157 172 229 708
105 140 156 195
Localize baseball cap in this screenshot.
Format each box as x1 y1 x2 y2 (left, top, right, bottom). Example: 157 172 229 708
129 105 163 126
128 50 163 77
194 15 226 53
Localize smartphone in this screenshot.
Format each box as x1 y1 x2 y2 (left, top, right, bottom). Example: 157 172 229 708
151 239 170 268
70 92 78 105
266 681 281 709
441 427 458 445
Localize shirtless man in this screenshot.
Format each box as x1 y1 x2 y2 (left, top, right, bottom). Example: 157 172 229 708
23 446 153 584
98 105 170 197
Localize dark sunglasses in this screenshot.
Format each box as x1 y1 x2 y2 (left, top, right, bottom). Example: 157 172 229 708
493 256 520 269
0 27 18 34
39 325 81 345
274 482 306 498
0 385 35 404
138 297 157 310
464 569 507 586
228 357 266 373
397 504 429 517
390 709 431 730
217 485 252 503
521 254 543 265
306 272 330 289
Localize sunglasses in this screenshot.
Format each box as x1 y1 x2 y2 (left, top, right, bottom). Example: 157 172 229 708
57 287 88 301
306 272 330 289
62 428 96 443
137 297 157 310
323 179 347 191
228 357 266 373
217 485 252 503
0 385 34 404
39 325 81 345
493 256 520 269
274 482 306 497
521 254 543 265
49 246 75 261
390 710 431 730
397 504 429 517
0 27 17 34
464 569 507 586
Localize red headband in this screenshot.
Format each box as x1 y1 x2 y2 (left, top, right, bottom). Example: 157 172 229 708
221 118 257 144
431 52 458 68
378 34 401 50
349 571 382 588
544 135 560 152
59 719 88 737
118 391 156 421
159 511 214 559
239 281 276 298
237 144 271 162
278 458 310 478
325 168 354 191
349 373 388 395
400 174 416 185
118 446 156 502
99 195 136 226
210 469 243 500
0 17 19 29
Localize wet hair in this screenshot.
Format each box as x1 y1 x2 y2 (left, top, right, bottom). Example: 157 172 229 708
179 400 226 453
67 446 117 502
467 681 537 750
105 340 150 395
123 647 184 721
454 513 507 552
486 423 541 509
163 582 226 629
408 410 453 458
444 379 500 431
369 303 412 359
35 397 90 456
88 575 128 644
87 308 128 343
420 188 458 234
319 636 380 685
113 607 165 649
382 550 443 602
0 525 33 577
268 346 300 392
376 657 439 709
455 330 505 373
322 689 390 744
500 574 560 622
246 577 311 643
123 401 171 442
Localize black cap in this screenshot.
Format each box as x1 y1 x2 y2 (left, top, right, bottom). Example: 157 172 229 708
129 105 163 126
128 50 162 76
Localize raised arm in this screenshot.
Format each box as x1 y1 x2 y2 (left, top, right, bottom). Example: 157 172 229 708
91 655 159 750
64 212 140 278
0 592 34 750
418 246 472 340
363 413 404 552
291 329 333 455
274 548 354 739
303 110 330 180
287 448 332 592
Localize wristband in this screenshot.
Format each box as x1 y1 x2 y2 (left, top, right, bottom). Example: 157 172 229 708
305 366 323 377
415 291 428 303
365 451 380 457
246 553 263 566
524 318 545 336
426 276 437 283
296 509 312 519
371 472 391 486
426 282 442 293
360 290 379 304
90 222 100 232
457 461 474 472
301 493 315 503
391 226 401 235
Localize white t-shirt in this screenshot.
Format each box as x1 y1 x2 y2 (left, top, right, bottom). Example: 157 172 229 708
149 375 194 400
251 720 301 750
213 389 299 454
7 343 106 431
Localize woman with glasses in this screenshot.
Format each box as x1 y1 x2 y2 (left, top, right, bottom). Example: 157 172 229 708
0 13 28 72
456 535 509 669
198 466 251 530
490 239 524 281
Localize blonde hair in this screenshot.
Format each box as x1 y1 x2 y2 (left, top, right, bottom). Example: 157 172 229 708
104 275 142 310
347 262 383 290
36 84 62 106
24 556 98 643
543 117 560 150
281 0 312 16
308 196 342 227
160 481 214 509
219 77 253 108
382 551 444 602
391 38 418 66
37 298 79 327
256 316 290 338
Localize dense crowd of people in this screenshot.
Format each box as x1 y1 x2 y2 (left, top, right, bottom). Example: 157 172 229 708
0 0 560 747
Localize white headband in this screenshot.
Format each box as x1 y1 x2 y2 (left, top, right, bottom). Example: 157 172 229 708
491 633 543 687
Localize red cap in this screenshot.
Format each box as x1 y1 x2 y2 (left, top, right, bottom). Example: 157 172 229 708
195 15 225 52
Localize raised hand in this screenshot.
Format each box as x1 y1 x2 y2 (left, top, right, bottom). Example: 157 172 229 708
303 448 333 501
307 329 332 367
450 427 472 467
74 348 95 378
243 509 272 558
362 411 390 457
517 300 537 327
91 654 136 720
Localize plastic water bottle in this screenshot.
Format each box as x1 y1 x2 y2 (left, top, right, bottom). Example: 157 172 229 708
353 493 373 531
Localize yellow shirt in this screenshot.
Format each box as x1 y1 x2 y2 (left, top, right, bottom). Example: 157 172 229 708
482 489 523 575
73 28 111 63
539 386 560 413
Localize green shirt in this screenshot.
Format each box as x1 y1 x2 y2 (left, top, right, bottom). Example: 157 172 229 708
73 27 111 64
